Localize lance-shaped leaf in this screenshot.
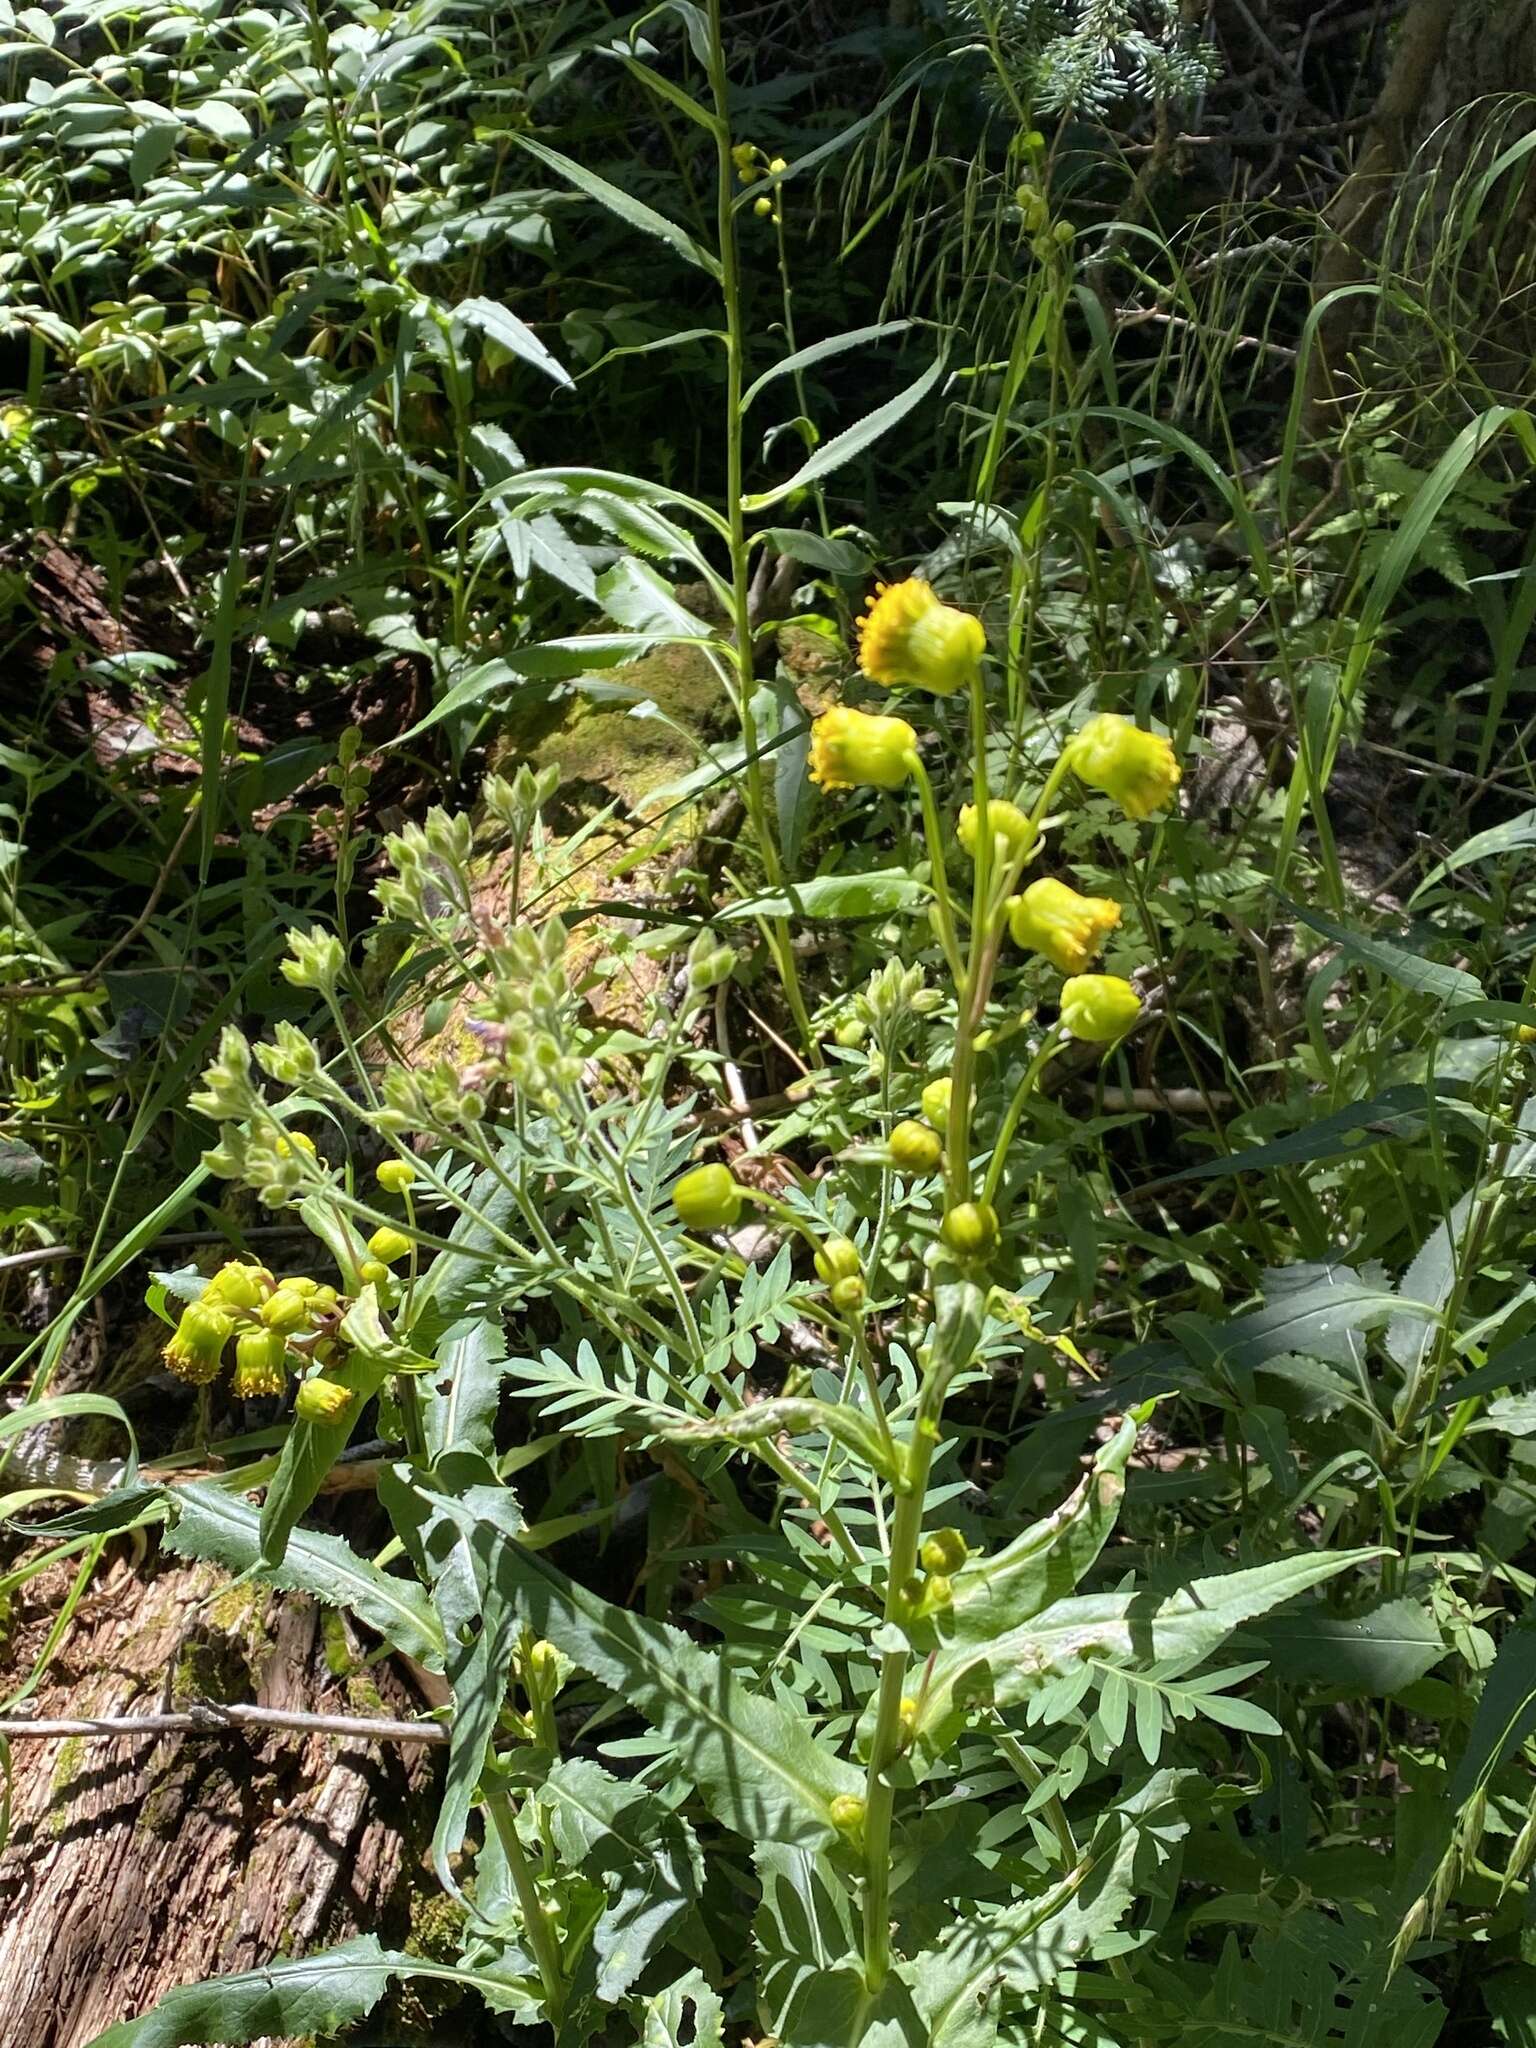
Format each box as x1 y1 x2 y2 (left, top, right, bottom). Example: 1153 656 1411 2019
908 1416 1138 1654
376 1452 526 1894
490 1537 864 1847
84 1936 404 2047
514 135 722 280
910 1548 1384 1757
164 1480 444 1669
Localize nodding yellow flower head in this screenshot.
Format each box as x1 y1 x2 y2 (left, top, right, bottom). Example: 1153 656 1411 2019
1008 878 1121 976
1059 973 1141 1043
1066 714 1180 820
233 1327 289 1399
958 798 1037 865
808 706 917 793
295 1376 355 1426
164 1302 234 1386
856 579 985 697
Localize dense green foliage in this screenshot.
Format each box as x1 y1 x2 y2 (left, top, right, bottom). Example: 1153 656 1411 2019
8 2 1536 2044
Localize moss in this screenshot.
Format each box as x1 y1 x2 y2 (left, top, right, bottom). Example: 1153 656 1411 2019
406 1885 468 1963
321 1608 354 1679
46 1735 84 1835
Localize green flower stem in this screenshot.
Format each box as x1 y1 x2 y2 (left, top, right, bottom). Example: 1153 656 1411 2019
980 1026 1064 1211
483 1783 567 2028
706 0 813 1054
859 1362 946 1991
906 754 966 986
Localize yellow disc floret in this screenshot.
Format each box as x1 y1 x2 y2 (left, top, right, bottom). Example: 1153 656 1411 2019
808 707 918 793
164 1302 234 1386
1008 878 1121 976
856 578 985 697
1065 713 1181 820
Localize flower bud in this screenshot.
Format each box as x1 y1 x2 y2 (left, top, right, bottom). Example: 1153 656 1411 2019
233 1327 289 1399
309 1284 340 1315
829 1793 865 1835
769 156 788 174
672 1163 743 1232
1059 973 1141 1043
888 1120 942 1174
814 1236 862 1285
921 1078 952 1131
897 1695 920 1744
924 1573 954 1609
832 1015 866 1048
754 195 772 217
920 1527 968 1575
280 923 347 994
261 1286 314 1334
940 1201 1000 1259
376 1159 417 1193
957 798 1037 865
366 1226 413 1265
528 1639 561 1687
1008 877 1121 976
203 1261 273 1312
808 707 918 793
163 1302 234 1386
856 578 985 697
1065 713 1180 820
359 1259 391 1288
830 1275 867 1314
686 934 736 995
295 1376 355 1426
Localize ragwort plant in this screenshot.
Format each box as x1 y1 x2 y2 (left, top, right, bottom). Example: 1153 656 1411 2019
82 586 1400 2047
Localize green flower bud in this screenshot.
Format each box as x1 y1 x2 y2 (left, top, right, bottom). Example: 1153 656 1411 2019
203 1261 273 1312
921 1078 952 1131
672 1163 743 1232
829 1793 866 1835
832 1015 866 1049
920 1527 968 1575
924 1573 954 1609
261 1287 313 1334
376 1159 417 1193
280 923 346 994
813 1236 862 1285
295 1376 355 1426
829 1275 867 1315
941 1201 1000 1260
889 1120 942 1174
233 1327 289 1399
164 1302 234 1386
366 1226 413 1266
359 1259 391 1287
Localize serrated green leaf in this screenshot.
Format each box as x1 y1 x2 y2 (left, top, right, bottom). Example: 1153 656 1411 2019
83 1936 401 2047
422 1314 510 1460
485 1538 863 1846
915 1549 1384 1755
163 1481 443 1668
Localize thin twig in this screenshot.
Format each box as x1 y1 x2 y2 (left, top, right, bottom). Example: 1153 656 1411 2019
0 1702 449 1745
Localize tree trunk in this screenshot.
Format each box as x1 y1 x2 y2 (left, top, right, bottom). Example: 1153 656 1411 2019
1309 0 1536 426
0 1547 441 2048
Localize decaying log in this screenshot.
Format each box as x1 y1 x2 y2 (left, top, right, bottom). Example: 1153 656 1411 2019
0 1546 441 2048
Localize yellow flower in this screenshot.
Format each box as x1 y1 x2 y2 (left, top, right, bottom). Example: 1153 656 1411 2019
163 1302 233 1386
921 1078 952 1130
1065 714 1180 820
366 1226 413 1265
856 579 985 697
295 1376 355 1426
1008 878 1121 975
1059 973 1141 1043
808 706 917 792
958 798 1037 864
233 1328 289 1399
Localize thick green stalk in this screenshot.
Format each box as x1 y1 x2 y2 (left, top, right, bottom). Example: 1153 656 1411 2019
704 1 812 1050
484 1784 566 2027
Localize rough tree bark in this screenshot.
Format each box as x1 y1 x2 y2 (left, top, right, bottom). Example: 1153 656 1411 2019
0 1548 441 2048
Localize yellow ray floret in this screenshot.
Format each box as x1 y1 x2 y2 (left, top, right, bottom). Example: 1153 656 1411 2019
856 579 985 697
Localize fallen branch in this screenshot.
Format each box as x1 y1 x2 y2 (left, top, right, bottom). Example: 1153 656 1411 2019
0 1701 449 1746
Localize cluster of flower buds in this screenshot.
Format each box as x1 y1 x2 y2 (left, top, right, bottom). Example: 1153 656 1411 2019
472 919 583 1113
376 809 475 929
814 1235 865 1316
200 1118 325 1209
731 140 788 224
483 762 561 849
162 1260 353 1419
